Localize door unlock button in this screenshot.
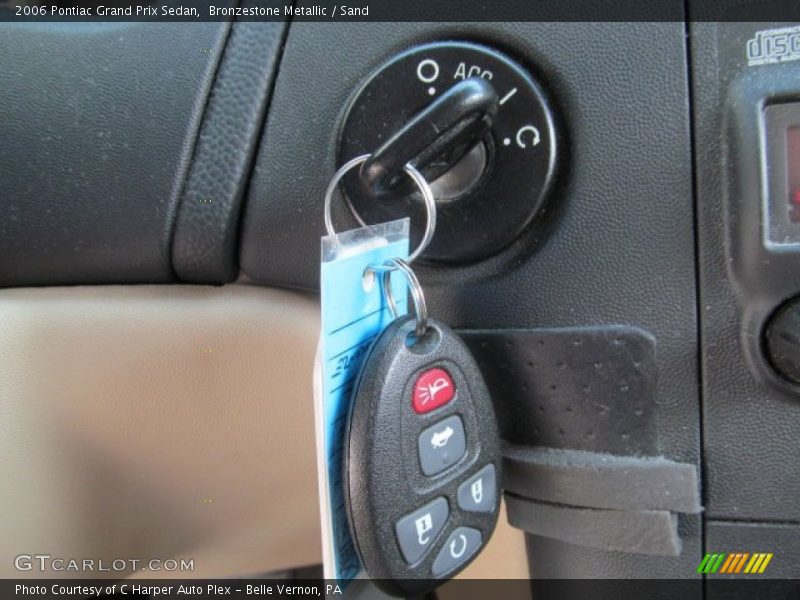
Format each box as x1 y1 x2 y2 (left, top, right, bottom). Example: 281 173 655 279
395 497 449 564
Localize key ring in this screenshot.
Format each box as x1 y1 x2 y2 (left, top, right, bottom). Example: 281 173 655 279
367 258 428 339
323 154 437 264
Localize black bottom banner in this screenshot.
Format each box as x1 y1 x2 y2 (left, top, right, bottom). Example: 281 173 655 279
3 579 800 600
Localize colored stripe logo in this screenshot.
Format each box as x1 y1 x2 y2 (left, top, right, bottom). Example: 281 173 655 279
697 552 773 574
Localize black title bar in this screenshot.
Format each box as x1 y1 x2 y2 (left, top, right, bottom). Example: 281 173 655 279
1 0 800 22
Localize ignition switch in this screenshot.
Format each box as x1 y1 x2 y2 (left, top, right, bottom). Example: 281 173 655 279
338 41 559 263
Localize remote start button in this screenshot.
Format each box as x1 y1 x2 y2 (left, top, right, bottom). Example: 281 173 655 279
432 527 482 577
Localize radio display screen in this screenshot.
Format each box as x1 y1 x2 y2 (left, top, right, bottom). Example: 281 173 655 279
787 125 800 223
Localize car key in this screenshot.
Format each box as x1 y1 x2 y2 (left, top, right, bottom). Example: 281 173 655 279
345 310 502 597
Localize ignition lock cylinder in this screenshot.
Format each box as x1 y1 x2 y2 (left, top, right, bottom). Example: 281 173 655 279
339 41 560 263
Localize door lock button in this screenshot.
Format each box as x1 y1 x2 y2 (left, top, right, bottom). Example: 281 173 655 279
457 464 496 513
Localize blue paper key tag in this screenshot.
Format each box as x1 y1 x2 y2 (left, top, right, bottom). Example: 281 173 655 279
314 218 410 583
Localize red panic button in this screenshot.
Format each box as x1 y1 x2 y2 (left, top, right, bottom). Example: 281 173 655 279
413 368 455 414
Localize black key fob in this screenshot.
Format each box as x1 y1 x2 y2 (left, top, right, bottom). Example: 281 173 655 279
344 315 502 596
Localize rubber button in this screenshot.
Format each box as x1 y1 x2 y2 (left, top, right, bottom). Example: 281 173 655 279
413 368 455 413
457 464 496 513
418 415 466 476
395 497 449 564
431 527 482 577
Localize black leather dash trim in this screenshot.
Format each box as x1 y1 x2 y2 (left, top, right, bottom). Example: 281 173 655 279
171 13 287 283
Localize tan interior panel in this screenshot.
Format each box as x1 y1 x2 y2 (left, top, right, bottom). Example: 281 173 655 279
0 285 321 578
0 284 528 581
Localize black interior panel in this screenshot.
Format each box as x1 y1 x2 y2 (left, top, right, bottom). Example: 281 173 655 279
0 22 230 286
692 22 800 524
2 9 799 586
240 20 700 578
